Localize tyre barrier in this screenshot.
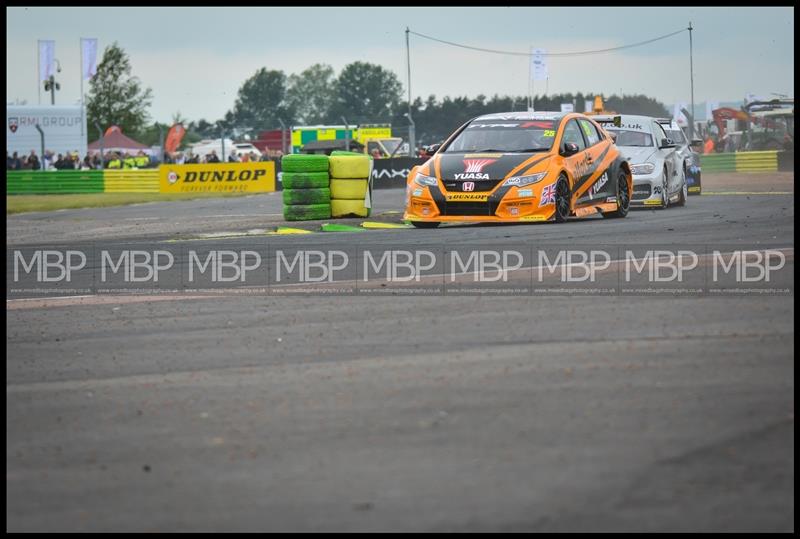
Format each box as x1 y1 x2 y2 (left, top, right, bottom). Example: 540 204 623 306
281 171 329 189
281 153 330 173
329 153 371 218
700 150 781 173
330 178 368 200
283 203 332 221
282 187 331 205
331 198 370 218
281 154 332 221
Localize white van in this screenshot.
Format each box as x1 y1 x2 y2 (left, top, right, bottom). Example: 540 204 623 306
232 143 263 160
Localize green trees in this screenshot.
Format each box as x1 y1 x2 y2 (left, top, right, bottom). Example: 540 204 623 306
286 64 336 125
85 42 153 141
327 62 402 124
214 61 403 134
230 68 295 133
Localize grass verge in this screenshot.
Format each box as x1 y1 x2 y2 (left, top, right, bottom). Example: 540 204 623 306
7 191 263 215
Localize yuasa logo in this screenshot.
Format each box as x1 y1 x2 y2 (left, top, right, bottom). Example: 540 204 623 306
454 159 496 180
463 182 475 191
589 172 609 198
464 159 496 173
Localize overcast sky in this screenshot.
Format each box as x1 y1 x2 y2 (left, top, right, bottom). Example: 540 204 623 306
6 6 794 124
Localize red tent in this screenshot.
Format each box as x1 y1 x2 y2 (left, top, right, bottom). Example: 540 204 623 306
88 130 150 154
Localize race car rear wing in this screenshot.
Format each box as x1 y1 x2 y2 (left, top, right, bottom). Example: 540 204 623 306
592 115 622 128
655 118 674 126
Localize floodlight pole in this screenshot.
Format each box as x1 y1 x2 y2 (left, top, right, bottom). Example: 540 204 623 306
406 27 416 157
688 21 695 140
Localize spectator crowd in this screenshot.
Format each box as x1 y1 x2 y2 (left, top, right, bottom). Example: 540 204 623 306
6 150 157 171
7 147 285 170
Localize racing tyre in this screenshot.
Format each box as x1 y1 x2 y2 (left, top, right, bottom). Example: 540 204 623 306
281 172 330 189
281 154 330 173
282 188 331 205
411 221 440 229
283 203 332 221
602 170 630 219
554 175 571 223
675 166 688 207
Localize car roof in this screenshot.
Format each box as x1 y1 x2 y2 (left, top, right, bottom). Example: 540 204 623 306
473 111 568 122
594 114 656 123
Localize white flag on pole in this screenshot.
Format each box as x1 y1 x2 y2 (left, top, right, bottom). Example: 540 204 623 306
39 40 55 81
531 49 548 81
81 38 98 79
673 102 688 127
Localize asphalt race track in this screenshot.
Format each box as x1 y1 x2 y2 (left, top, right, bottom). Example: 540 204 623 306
6 173 794 531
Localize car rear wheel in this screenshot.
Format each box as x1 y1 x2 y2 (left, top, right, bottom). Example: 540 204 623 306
602 169 630 219
410 221 440 229
554 175 571 223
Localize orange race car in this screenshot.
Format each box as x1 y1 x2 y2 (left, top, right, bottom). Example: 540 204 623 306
404 111 632 228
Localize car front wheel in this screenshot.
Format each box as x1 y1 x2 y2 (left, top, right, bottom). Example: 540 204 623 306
554 175 571 223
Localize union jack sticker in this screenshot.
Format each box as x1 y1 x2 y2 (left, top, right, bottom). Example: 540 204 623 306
539 182 556 206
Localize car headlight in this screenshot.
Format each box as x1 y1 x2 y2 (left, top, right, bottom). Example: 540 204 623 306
414 173 438 187
502 172 547 187
630 163 655 175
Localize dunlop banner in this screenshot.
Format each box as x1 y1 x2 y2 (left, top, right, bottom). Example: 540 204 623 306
159 162 276 193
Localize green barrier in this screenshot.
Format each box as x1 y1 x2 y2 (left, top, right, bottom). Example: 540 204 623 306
700 151 779 173
700 153 736 173
735 150 778 172
103 170 159 193
7 170 105 194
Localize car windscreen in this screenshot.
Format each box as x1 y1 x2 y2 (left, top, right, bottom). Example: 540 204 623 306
443 120 557 153
605 129 653 147
664 129 686 145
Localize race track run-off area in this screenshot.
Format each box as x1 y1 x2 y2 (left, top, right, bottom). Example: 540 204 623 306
6 172 794 531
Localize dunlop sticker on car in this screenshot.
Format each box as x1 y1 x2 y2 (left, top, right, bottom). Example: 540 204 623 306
160 162 276 193
446 193 490 202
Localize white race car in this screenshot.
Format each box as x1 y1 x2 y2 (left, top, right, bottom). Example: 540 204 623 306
595 114 688 208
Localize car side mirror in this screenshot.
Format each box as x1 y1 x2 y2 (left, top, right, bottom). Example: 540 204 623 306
660 138 676 149
561 142 580 157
